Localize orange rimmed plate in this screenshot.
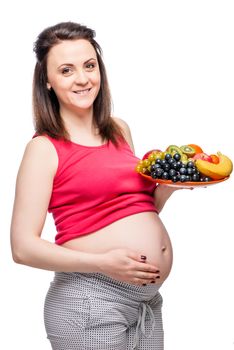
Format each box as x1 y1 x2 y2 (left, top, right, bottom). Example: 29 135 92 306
140 173 230 188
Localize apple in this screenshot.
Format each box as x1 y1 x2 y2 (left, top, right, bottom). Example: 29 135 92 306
143 149 162 160
193 152 212 162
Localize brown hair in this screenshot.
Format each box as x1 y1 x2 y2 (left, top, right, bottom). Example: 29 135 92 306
32 21 125 146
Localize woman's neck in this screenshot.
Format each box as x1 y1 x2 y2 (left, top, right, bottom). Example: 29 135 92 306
60 106 100 142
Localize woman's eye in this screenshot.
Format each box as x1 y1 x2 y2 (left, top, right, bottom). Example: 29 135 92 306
62 67 73 75
86 63 95 70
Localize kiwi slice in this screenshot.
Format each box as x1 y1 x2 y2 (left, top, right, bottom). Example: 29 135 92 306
180 145 196 157
181 153 188 164
166 145 183 156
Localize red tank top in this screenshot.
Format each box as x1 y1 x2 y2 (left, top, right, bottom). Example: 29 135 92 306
32 133 158 244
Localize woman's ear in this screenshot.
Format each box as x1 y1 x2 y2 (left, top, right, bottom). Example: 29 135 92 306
47 82 51 90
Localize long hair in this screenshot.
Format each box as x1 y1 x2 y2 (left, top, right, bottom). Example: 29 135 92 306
32 21 125 146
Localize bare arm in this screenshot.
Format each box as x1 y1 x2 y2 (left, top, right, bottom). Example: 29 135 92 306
153 185 177 213
10 136 158 284
10 136 99 272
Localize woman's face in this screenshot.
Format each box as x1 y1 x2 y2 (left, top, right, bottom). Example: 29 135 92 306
46 39 101 113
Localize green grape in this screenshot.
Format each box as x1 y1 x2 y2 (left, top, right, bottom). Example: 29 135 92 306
148 153 155 162
143 159 151 168
135 165 143 173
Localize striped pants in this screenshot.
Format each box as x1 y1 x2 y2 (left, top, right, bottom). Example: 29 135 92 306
44 272 164 349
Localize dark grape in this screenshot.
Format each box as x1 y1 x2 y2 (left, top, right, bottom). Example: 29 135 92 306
173 153 181 161
187 168 194 175
169 169 177 177
162 163 170 171
191 167 197 174
179 167 187 175
180 174 187 182
171 175 178 182
155 163 162 169
192 173 200 181
203 176 212 182
155 168 164 177
168 158 176 165
180 163 187 168
172 162 178 170
155 159 162 165
187 161 195 168
162 172 169 180
151 171 158 179
164 153 172 161
150 164 157 172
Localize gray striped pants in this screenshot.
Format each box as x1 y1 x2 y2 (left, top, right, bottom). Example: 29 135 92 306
44 272 164 349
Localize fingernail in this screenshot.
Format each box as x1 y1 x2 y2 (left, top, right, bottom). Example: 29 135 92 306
142 283 147 286
140 255 147 260
151 281 155 284
156 276 160 279
156 270 160 273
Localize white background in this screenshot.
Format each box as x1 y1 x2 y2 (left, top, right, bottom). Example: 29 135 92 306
1 0 233 349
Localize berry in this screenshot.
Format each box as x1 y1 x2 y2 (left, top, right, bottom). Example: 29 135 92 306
164 153 172 161
180 174 187 182
168 158 176 165
162 163 170 171
169 169 177 177
173 153 181 161
155 168 164 178
162 172 169 180
171 175 178 182
187 161 195 168
179 167 187 175
192 173 200 181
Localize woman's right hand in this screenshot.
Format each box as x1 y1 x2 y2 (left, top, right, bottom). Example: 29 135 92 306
96 248 160 285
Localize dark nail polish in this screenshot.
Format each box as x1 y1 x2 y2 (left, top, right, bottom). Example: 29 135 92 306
151 281 155 284
156 270 160 273
156 276 160 279
140 255 147 260
142 283 147 286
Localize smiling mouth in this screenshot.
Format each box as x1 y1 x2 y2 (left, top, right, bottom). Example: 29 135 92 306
73 88 92 95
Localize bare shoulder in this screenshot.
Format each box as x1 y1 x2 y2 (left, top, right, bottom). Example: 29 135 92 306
10 135 59 241
112 116 135 153
24 135 58 176
27 134 55 150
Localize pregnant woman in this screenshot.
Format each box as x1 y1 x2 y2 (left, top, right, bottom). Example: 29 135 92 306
10 22 177 350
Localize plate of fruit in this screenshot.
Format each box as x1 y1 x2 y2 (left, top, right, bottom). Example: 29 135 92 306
135 144 233 188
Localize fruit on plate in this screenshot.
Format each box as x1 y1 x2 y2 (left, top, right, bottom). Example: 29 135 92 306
193 153 212 162
136 144 232 183
180 145 196 157
142 149 162 160
136 151 206 183
195 152 233 180
188 144 203 154
210 154 219 164
166 145 183 156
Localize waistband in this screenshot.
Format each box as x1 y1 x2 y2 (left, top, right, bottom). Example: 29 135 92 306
54 271 162 300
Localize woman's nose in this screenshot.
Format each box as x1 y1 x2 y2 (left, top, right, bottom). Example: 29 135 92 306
74 70 89 85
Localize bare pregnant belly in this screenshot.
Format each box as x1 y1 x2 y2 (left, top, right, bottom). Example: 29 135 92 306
62 211 173 283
